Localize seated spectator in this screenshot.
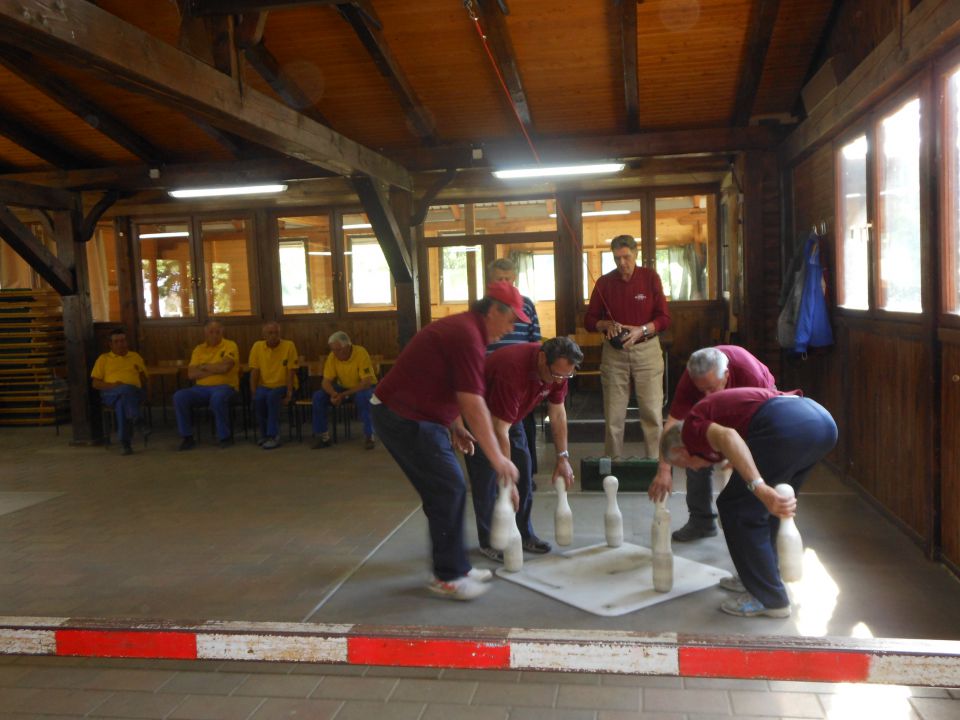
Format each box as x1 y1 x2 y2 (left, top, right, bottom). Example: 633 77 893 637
248 321 298 450
312 331 377 450
90 327 149 456
174 321 239 450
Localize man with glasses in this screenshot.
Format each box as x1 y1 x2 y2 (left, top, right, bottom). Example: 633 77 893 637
466 337 583 561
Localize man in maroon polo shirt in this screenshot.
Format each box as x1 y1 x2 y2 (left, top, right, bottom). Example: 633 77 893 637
649 345 777 542
660 387 836 617
371 281 523 601
466 337 583 561
584 234 671 459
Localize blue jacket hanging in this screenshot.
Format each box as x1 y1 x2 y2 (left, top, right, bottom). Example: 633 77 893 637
794 231 833 353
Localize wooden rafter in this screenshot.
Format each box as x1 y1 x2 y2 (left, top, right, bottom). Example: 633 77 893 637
731 0 782 127
410 167 457 226
0 0 412 189
0 111 90 169
618 0 640 133
351 175 412 283
190 0 351 13
0 47 167 165
79 190 126 243
0 179 76 209
0 203 75 294
471 0 533 133
336 3 436 144
243 41 331 126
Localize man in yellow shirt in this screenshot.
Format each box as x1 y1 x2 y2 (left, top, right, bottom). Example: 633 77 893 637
248 321 298 450
174 321 240 450
312 331 377 449
90 328 149 455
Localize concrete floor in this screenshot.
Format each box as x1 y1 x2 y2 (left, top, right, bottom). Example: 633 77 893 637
2 421 960 719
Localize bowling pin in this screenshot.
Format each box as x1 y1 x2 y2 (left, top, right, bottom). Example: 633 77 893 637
774 483 803 582
651 498 674 592
554 476 573 546
603 475 623 547
489 479 514 551
504 523 523 572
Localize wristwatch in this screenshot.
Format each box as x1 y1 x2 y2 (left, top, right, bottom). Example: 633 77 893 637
747 477 765 493
557 450 570 459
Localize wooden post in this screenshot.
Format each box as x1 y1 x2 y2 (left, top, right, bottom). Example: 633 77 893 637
741 150 765 353
390 187 419 349
554 192 578 336
113 216 141 346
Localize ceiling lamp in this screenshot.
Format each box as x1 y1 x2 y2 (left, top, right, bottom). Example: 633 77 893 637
493 163 625 179
168 184 288 198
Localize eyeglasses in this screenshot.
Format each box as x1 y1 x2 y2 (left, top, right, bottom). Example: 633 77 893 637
550 369 577 380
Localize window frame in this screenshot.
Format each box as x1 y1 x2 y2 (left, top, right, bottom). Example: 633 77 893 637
272 208 338 318
938 46 960 328
833 124 874 314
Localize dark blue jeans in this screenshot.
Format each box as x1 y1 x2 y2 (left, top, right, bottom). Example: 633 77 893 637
684 465 717 529
100 384 143 446
717 396 837 609
313 386 375 437
371 402 470 581
254 385 287 439
174 384 236 441
466 422 535 548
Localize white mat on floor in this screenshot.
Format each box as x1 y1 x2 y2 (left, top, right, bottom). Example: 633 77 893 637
495 542 727 616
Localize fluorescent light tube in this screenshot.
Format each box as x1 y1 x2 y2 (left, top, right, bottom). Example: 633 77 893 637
493 163 625 179
139 231 190 239
342 223 373 230
168 184 287 198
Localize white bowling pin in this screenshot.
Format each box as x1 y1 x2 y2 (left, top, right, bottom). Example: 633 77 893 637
504 525 523 572
489 479 514 551
651 498 674 592
774 483 803 582
554 476 573 546
603 475 623 547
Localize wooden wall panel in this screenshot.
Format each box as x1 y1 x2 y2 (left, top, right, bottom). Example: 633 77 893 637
941 340 960 566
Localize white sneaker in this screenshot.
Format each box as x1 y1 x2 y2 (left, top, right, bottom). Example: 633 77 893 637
719 575 745 593
467 568 493 583
427 575 490 601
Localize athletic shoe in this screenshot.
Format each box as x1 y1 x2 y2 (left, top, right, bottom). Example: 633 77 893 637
427 576 490 601
672 522 718 542
521 536 551 554
257 437 268 447
467 568 493 582
312 436 331 449
262 438 280 450
719 575 745 593
478 546 504 563
121 445 133 456
720 593 791 618
178 437 195 451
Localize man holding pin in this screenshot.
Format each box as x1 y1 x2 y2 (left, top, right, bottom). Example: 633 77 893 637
649 346 777 542
660 387 836 617
372 282 523 601
466 337 583 562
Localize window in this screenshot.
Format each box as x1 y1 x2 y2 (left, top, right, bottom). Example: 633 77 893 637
655 195 714 301
945 67 960 314
138 222 195 319
837 135 870 309
581 198 642 300
200 219 253 316
343 213 396 312
877 97 922 313
277 215 335 315
496 241 556 338
440 246 481 303
423 204 467 238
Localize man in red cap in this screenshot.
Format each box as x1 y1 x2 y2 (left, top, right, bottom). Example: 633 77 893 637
372 281 525 600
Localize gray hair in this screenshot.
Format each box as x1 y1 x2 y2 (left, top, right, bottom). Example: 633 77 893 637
610 234 638 252
659 422 686 464
541 337 584 367
687 347 729 380
488 257 516 277
328 331 351 347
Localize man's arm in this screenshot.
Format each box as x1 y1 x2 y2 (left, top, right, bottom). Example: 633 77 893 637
249 368 260 395
649 414 681 502
492 416 511 458
188 356 234 380
457 391 519 485
546 401 574 488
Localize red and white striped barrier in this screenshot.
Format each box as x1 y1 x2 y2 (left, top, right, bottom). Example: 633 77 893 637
1 617 958 687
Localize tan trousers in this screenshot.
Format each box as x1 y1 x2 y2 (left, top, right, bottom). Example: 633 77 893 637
600 337 664 458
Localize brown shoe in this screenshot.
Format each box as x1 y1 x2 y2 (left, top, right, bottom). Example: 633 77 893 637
364 436 375 450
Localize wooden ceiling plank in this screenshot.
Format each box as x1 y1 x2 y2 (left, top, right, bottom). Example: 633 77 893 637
0 202 75 294
0 0 411 190
731 0 782 127
189 0 344 14
472 0 534 132
0 46 167 165
351 175 412 283
0 111 89 169
337 3 436 143
618 0 640 133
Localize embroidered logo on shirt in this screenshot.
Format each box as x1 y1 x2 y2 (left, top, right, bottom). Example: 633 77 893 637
634 293 646 301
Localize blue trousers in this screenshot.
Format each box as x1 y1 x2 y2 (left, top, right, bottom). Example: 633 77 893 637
254 385 287 439
100 385 143 446
372 402 470 581
717 396 837 609
466 422 535 548
312 386 374 437
174 384 236 441
685 465 717 529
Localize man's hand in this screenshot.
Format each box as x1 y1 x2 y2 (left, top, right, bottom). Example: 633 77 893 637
451 423 476 455
552 457 575 489
600 320 623 340
757 484 796 519
331 392 344 406
620 325 646 348
648 464 673 503
509 481 520 511
491 455 519 486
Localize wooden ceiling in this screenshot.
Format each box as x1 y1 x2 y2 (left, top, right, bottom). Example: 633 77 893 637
0 0 836 196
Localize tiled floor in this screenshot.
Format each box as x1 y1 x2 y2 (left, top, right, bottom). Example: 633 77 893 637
1 421 959 718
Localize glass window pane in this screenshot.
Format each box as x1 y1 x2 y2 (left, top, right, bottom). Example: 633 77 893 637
137 222 194 319
201 219 253 316
496 241 555 339
946 69 960 314
581 199 642 300
655 195 713 301
343 213 396 312
838 135 870 309
278 215 334 314
878 97 922 313
423 204 467 238
474 199 555 234
441 246 480 303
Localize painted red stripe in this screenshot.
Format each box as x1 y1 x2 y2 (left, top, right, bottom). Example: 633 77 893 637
348 637 510 669
680 647 871 682
56 630 198 660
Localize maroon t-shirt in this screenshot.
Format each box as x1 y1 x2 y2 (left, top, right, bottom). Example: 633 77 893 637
375 311 487 425
669 345 777 420
583 267 671 333
682 387 802 462
485 343 567 424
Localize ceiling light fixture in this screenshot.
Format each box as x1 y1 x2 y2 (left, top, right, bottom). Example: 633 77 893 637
493 162 625 179
342 223 373 230
168 184 288 198
139 231 190 239
549 209 631 218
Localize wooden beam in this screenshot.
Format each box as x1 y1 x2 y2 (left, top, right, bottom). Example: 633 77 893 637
79 190 124 243
0 179 78 209
336 3 436 143
0 47 167 165
235 11 269 49
619 0 640 133
0 204 75 294
351 175 413 283
410 167 458 226
0 111 90 169
189 0 345 13
243 41 331 125
0 0 412 190
731 0 781 127
472 0 533 132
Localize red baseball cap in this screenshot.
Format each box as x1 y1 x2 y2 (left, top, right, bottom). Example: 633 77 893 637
485 281 531 323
